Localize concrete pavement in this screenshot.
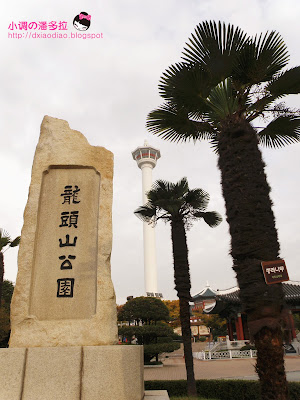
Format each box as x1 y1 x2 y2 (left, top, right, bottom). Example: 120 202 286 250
144 353 300 382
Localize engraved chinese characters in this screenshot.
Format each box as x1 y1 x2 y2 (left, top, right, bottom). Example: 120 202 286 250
58 185 80 298
29 166 100 320
57 278 75 297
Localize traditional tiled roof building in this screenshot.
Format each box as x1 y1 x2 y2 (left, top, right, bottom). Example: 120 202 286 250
192 282 300 342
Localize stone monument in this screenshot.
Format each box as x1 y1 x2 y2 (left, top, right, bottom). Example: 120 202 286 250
0 116 168 400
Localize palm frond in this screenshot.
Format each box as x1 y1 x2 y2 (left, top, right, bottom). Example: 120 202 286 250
173 177 189 196
194 211 223 227
148 180 176 201
10 236 21 247
246 95 276 121
147 179 187 215
209 136 220 153
184 188 210 211
206 79 239 121
233 31 289 85
267 67 300 97
256 31 289 75
247 94 275 113
182 21 248 83
136 178 222 232
0 229 11 251
134 204 157 223
159 62 212 109
146 102 216 143
258 116 300 148
147 181 178 206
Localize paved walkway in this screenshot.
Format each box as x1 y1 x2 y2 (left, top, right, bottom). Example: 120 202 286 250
144 354 300 382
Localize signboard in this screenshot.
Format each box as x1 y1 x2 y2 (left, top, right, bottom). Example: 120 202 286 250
261 259 289 284
146 292 163 298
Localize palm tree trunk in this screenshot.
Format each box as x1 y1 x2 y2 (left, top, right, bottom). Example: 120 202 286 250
217 118 288 399
171 218 197 397
0 252 4 308
255 327 288 400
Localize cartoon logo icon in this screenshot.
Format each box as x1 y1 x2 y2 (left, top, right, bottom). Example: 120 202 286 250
73 12 91 31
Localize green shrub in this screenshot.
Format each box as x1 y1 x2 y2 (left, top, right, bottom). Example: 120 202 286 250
157 336 172 343
118 296 170 324
145 380 300 400
171 332 182 341
119 324 180 362
144 342 180 362
119 324 174 339
199 336 207 342
240 345 256 351
144 361 163 366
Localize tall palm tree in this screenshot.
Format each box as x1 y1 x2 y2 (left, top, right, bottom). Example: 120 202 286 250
146 21 300 399
135 177 222 396
0 229 20 308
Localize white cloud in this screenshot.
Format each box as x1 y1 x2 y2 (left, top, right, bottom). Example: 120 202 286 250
1 0 300 305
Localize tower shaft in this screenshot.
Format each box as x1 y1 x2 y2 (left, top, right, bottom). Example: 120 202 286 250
141 163 158 294
132 142 161 297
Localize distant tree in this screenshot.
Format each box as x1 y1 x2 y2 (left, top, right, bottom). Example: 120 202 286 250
0 280 14 347
1 280 14 312
116 304 123 316
200 313 227 341
118 296 179 363
163 300 181 327
135 178 222 396
118 296 170 325
293 314 300 332
0 308 10 347
0 229 20 307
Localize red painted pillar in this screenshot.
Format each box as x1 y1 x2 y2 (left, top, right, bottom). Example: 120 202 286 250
289 311 297 340
227 320 233 341
235 318 240 340
243 318 250 340
237 313 244 340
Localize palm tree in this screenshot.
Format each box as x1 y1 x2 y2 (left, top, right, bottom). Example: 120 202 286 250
135 177 222 396
146 21 300 399
0 229 20 308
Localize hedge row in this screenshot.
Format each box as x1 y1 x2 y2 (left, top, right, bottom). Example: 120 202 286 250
145 380 300 400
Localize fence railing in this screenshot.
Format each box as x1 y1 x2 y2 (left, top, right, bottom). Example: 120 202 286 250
193 349 257 360
208 339 251 352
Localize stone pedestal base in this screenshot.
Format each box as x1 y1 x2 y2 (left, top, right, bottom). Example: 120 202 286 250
145 390 170 399
0 345 145 400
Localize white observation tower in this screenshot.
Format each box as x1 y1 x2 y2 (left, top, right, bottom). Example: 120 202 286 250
132 141 162 298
